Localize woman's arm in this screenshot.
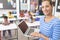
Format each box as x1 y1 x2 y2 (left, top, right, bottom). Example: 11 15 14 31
31 20 60 40
30 23 60 40
30 32 49 40
42 20 60 40
39 33 49 40
49 21 60 40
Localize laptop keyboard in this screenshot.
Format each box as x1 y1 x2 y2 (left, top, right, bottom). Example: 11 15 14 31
27 29 34 35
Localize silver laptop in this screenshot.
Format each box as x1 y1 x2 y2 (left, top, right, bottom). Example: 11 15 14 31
18 20 34 37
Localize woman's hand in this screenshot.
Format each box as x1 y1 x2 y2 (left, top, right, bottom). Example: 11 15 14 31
30 32 49 40
30 32 41 37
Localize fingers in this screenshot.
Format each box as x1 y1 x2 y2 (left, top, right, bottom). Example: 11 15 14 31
30 32 35 36
30 32 39 37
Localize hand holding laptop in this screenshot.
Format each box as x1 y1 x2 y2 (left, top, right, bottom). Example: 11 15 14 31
30 32 46 39
30 32 41 37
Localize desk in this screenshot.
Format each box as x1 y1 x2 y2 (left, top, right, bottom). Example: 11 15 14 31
0 23 18 40
26 21 40 28
18 17 28 20
8 18 16 21
0 23 17 30
33 16 44 19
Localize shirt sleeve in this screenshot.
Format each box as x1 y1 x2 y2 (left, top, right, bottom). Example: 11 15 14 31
49 20 60 40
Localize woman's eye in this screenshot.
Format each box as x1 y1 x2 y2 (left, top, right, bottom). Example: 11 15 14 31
46 5 49 7
42 6 44 9
42 5 49 8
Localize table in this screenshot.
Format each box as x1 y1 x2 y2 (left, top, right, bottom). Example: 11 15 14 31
0 23 18 40
26 21 40 28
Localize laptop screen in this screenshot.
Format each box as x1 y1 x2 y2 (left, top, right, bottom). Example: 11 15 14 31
18 21 28 33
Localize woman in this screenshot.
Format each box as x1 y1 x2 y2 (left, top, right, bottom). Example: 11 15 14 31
31 0 60 40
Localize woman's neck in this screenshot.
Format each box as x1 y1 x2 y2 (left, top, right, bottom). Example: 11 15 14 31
44 15 55 23
45 15 54 18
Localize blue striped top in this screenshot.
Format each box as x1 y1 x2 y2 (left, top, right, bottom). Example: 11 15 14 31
39 16 60 40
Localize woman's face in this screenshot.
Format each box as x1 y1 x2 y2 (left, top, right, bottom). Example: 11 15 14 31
42 1 52 16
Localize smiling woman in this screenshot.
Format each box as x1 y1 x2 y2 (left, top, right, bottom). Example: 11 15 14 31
30 0 60 40
42 0 53 16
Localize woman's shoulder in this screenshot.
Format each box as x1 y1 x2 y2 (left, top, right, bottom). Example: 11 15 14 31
53 17 60 22
52 18 60 30
53 17 60 25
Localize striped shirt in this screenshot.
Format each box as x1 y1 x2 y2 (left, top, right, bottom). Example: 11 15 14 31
39 16 60 40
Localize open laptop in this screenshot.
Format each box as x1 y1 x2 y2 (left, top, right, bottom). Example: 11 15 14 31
18 20 34 37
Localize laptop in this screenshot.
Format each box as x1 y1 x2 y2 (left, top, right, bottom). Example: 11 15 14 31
18 20 34 37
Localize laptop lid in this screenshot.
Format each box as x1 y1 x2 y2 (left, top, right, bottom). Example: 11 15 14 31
18 21 28 34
